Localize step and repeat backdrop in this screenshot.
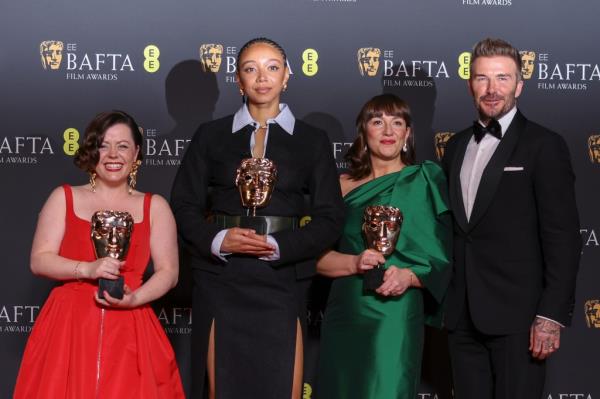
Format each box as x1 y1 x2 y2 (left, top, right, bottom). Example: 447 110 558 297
1 0 599 397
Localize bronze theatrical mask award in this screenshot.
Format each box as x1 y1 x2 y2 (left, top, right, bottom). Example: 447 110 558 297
233 158 277 234
362 205 403 292
91 210 134 300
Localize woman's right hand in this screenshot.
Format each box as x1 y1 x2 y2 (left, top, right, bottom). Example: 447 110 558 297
82 257 124 280
354 249 385 274
220 228 275 257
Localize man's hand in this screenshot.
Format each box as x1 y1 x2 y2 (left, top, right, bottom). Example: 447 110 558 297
529 316 561 360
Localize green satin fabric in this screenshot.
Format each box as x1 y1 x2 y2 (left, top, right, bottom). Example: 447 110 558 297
317 161 452 399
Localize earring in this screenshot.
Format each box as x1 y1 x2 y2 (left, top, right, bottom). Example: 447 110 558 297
89 172 96 193
402 143 408 153
283 83 288 92
239 88 245 96
128 160 142 194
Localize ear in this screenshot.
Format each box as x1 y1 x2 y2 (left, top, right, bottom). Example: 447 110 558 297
134 145 140 162
515 78 524 99
283 67 290 87
467 79 475 98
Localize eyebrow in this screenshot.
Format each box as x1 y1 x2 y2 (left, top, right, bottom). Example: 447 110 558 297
240 58 283 67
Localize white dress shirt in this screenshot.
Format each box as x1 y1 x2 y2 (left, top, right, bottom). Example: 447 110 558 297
460 107 517 221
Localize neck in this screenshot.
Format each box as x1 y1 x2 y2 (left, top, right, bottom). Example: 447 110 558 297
92 180 130 197
370 157 405 179
247 101 280 127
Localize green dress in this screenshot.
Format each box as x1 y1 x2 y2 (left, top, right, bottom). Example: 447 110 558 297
317 161 452 399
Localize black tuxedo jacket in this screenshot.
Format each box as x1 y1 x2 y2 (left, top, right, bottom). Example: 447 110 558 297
441 111 581 335
170 115 345 280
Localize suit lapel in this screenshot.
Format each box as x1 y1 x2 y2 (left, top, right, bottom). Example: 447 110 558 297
468 111 526 229
449 132 470 233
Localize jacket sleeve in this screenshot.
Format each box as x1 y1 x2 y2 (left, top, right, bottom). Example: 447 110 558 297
170 125 222 262
270 130 345 267
533 133 581 326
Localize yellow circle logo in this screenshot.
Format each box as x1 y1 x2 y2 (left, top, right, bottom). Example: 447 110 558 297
144 45 160 73
458 52 471 80
302 49 319 77
63 128 79 156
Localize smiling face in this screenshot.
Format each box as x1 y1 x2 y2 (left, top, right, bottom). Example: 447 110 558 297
95 123 139 187
237 43 289 109
365 113 411 163
469 55 523 123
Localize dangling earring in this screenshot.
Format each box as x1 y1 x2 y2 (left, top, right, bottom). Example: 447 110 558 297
128 160 142 194
89 172 97 193
402 143 408 153
239 88 245 96
283 83 288 92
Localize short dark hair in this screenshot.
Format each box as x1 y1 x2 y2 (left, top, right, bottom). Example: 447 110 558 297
237 37 287 68
470 37 522 80
74 110 143 173
345 94 415 180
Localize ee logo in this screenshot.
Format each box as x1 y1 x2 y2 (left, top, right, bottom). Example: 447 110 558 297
144 45 160 73
63 128 79 156
302 49 318 77
458 51 471 80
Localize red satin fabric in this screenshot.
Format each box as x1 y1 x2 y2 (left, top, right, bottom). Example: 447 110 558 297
14 185 185 398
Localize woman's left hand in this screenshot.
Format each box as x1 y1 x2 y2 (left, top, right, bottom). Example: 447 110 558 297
375 266 414 297
95 284 138 308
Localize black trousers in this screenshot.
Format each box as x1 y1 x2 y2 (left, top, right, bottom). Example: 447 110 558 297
447 302 546 399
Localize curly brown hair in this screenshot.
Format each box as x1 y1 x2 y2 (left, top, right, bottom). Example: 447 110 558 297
74 110 143 173
345 94 415 180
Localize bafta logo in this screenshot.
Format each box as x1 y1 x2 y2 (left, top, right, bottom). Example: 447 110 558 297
357 47 381 77
588 134 600 164
519 50 536 80
584 299 600 328
199 43 224 72
40 40 64 70
434 132 455 160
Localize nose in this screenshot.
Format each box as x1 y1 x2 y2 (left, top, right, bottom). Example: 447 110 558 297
378 222 387 238
487 78 497 94
109 227 118 244
383 121 394 136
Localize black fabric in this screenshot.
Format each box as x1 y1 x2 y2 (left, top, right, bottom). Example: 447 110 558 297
472 119 501 143
171 115 344 398
441 110 581 398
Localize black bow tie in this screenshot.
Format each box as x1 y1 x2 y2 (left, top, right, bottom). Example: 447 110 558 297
473 119 502 143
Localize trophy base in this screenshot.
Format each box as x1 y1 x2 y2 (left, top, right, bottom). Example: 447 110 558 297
363 268 385 292
98 277 124 300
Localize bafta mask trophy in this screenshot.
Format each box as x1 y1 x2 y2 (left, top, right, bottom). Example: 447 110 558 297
91 210 134 300
234 158 277 234
362 205 403 292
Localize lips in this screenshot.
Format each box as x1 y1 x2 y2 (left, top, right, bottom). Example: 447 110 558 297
380 139 396 145
254 87 271 94
104 163 124 171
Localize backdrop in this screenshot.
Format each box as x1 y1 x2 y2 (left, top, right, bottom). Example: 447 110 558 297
1 1 599 397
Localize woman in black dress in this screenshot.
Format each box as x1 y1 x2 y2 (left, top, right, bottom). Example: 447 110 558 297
171 38 344 399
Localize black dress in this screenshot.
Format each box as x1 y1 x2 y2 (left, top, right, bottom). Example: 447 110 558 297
171 114 344 398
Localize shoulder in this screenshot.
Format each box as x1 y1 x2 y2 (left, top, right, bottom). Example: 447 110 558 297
403 161 448 191
294 119 329 140
148 194 176 223
191 115 235 142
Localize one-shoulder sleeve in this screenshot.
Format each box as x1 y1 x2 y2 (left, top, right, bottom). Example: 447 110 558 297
389 161 452 327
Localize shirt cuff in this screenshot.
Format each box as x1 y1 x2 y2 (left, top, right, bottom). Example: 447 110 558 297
211 229 231 262
259 235 280 261
535 315 565 328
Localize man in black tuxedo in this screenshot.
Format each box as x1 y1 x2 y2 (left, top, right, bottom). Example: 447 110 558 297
441 38 581 399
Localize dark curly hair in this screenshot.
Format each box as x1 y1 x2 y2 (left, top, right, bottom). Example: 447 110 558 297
74 110 143 173
345 94 415 180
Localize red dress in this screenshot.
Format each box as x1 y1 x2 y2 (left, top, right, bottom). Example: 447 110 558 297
14 185 185 399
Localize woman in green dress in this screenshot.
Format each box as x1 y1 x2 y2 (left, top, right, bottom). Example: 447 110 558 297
317 94 452 399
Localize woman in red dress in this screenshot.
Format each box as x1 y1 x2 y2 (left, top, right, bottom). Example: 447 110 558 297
14 110 185 398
